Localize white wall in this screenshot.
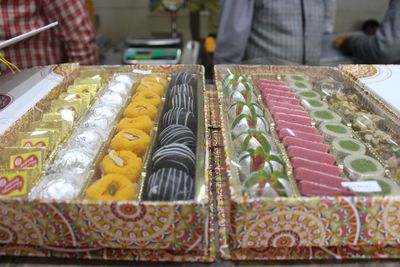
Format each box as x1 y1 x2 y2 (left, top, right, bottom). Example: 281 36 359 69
94 0 390 45
335 0 389 32
94 0 208 46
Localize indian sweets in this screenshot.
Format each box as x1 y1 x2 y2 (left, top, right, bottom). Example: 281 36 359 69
143 72 198 201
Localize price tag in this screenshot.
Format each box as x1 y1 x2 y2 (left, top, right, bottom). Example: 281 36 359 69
341 181 382 193
132 69 152 75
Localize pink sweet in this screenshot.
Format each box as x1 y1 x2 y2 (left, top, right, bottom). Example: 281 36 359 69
274 113 312 126
276 121 318 134
291 157 341 176
294 167 348 188
298 180 353 197
264 95 300 105
265 100 305 111
257 79 286 87
268 84 291 91
261 87 294 94
278 128 324 143
282 136 329 152
261 89 295 98
270 107 309 117
287 146 336 164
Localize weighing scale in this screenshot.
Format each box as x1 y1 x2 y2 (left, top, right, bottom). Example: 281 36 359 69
122 0 185 65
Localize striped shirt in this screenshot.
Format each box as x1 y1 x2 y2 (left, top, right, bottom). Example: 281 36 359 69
215 0 330 65
0 0 98 72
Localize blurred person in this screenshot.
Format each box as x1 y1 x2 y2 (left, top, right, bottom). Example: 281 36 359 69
339 0 400 63
361 19 380 36
214 0 336 65
0 0 99 72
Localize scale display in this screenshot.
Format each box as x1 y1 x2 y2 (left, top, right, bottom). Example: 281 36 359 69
126 48 178 60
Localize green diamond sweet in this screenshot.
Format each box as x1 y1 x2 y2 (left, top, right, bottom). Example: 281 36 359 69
228 101 263 120
238 148 285 181
231 113 269 139
234 129 277 155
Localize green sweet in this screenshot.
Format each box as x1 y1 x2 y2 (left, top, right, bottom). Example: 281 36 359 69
314 110 335 120
325 124 348 134
362 179 391 196
339 140 361 152
299 91 317 98
295 81 307 88
376 180 391 195
350 158 378 173
307 99 323 107
292 75 305 81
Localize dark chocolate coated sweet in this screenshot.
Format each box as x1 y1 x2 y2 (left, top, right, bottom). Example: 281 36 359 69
144 167 194 201
158 124 196 151
167 84 195 99
166 93 195 112
152 143 196 176
162 107 196 131
170 72 196 87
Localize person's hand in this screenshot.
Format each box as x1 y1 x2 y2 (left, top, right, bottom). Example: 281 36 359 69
334 36 353 56
204 36 216 53
334 35 350 48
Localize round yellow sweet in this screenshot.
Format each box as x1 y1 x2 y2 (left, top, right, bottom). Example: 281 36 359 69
123 102 158 119
102 150 143 182
136 82 164 96
142 74 168 87
116 116 153 134
110 128 150 156
86 174 138 201
132 90 161 107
